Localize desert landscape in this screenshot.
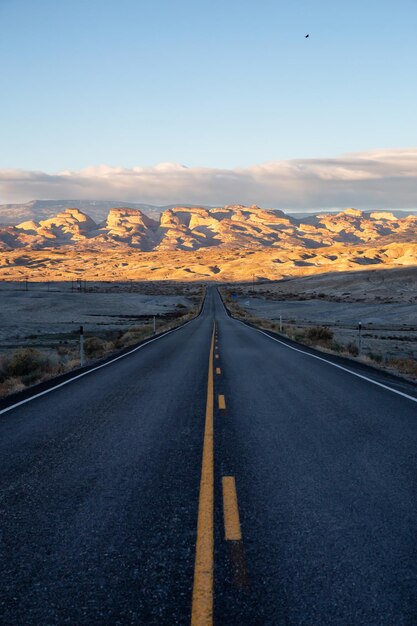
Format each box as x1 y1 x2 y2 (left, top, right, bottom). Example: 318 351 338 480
0 281 199 354
2 1 417 621
0 204 416 392
221 266 417 380
0 205 416 282
0 281 202 396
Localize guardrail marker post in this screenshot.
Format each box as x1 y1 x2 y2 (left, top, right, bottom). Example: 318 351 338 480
153 315 156 335
358 321 362 355
80 325 84 367
280 315 282 332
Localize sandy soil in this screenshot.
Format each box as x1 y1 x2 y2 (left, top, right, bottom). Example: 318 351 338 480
1 243 416 283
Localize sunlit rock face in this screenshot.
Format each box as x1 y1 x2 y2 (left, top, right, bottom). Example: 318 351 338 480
0 208 98 250
369 211 397 221
1 205 416 251
300 208 410 244
0 205 416 281
96 208 158 250
38 208 98 239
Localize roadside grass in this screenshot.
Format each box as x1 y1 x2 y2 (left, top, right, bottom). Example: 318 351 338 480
0 288 205 399
220 288 417 384
0 348 66 397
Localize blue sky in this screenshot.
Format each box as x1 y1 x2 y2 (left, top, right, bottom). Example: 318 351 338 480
1 0 416 173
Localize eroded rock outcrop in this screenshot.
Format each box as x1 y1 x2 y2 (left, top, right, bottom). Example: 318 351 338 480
0 206 416 262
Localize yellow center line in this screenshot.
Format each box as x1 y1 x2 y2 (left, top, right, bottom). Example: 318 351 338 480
216 367 221 375
191 323 215 626
222 476 242 541
218 394 226 409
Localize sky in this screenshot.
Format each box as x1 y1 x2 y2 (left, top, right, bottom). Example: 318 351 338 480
0 0 416 208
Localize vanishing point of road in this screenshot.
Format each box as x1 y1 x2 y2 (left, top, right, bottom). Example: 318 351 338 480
1 287 417 625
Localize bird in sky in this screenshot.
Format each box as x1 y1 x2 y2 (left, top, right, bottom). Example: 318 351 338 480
305 34 309 38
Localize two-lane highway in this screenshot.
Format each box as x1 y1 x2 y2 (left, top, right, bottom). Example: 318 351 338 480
1 287 417 625
0 294 215 624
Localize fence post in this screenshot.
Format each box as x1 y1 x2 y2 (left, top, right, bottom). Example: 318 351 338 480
80 325 84 366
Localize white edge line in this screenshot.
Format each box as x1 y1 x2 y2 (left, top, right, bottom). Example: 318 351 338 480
0 315 197 417
234 319 417 405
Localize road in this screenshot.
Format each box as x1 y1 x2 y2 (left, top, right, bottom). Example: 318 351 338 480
1 287 417 625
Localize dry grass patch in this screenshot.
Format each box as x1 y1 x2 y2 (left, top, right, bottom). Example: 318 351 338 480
0 347 65 396
385 357 417 379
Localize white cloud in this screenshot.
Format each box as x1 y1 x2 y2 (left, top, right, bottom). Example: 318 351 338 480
0 148 416 209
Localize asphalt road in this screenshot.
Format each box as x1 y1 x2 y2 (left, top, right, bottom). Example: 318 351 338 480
1 287 417 625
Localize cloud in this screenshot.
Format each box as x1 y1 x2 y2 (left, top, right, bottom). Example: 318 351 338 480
1 148 417 209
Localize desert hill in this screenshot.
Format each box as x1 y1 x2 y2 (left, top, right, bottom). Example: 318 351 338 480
0 205 416 281
1 204 417 251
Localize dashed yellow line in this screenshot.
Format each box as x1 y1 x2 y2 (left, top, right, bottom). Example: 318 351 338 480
222 476 242 541
191 323 215 626
218 394 226 409
216 367 221 375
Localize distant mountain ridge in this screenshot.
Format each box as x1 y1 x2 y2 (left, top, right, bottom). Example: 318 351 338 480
0 200 213 225
0 204 416 281
0 199 415 226
1 204 417 252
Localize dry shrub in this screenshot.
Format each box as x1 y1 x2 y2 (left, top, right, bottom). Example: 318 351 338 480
368 351 383 364
64 358 80 371
83 336 111 358
247 315 263 325
116 325 153 348
386 357 417 378
330 341 343 353
306 326 334 344
0 348 55 383
57 344 72 356
0 347 59 396
0 377 25 397
346 342 359 356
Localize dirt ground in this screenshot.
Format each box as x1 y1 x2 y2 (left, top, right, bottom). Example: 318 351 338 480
0 281 197 353
229 267 417 360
